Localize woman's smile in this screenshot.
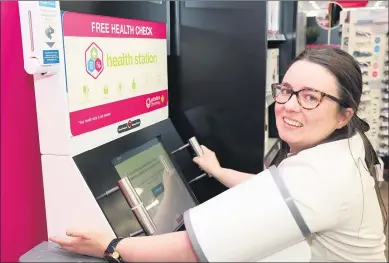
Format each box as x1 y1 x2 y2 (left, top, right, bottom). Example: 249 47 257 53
283 117 304 128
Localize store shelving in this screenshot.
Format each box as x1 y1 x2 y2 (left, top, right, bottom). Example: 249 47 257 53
340 7 389 166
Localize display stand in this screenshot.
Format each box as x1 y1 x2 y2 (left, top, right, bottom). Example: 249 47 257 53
264 1 282 168
379 32 389 158
340 7 388 167
264 47 280 167
264 1 297 168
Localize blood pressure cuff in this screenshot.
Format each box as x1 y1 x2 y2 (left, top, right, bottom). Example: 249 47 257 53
183 165 312 262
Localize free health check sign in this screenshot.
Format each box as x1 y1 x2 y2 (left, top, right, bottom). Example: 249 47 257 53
62 12 168 136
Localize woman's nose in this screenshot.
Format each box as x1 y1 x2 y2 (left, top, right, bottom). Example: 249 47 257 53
284 94 301 112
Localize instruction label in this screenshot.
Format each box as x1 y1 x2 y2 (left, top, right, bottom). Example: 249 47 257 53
62 12 168 136
39 1 59 64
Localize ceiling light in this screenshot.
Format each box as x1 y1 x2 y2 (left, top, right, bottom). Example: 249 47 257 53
312 3 321 10
307 10 318 17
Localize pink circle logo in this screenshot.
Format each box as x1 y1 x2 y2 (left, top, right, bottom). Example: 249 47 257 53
95 58 102 72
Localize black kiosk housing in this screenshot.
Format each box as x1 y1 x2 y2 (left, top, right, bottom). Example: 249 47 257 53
59 0 270 204
74 119 201 238
20 1 284 261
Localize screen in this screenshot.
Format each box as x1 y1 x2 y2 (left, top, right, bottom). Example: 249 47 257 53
111 138 197 234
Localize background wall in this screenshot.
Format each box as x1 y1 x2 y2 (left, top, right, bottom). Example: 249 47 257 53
307 16 341 45
0 1 47 261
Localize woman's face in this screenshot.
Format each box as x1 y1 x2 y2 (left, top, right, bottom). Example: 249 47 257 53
275 60 352 153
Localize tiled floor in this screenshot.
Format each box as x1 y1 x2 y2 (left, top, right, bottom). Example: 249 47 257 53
379 181 388 260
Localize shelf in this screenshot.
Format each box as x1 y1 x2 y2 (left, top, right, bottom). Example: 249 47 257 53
264 138 279 156
266 93 274 107
267 33 286 42
264 138 281 168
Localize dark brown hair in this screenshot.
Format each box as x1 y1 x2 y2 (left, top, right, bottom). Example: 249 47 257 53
273 47 387 230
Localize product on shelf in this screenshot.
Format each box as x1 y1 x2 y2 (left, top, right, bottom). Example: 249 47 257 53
378 31 389 157
266 49 279 96
267 1 280 34
264 48 279 146
340 7 388 157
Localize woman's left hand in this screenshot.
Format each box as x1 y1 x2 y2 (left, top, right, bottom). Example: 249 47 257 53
49 229 115 258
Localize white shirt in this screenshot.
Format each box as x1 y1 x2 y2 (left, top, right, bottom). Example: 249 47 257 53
278 133 387 261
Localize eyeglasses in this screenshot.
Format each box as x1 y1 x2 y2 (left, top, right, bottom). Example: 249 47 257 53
271 83 347 110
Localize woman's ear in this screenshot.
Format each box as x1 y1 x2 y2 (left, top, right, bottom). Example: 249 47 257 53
336 108 354 129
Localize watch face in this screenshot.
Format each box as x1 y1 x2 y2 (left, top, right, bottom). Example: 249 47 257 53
112 252 120 259
104 254 120 263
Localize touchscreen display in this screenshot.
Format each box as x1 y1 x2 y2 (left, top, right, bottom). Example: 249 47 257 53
112 138 196 234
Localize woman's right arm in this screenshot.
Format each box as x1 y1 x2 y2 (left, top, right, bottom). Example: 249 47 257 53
193 145 255 188
211 167 254 188
50 229 198 262
116 231 198 262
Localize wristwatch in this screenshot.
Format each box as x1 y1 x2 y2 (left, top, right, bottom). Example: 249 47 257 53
103 237 124 263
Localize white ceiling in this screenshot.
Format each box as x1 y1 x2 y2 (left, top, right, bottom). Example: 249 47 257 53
367 1 389 7
299 1 388 17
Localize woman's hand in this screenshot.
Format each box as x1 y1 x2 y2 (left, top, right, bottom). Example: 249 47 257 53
192 145 223 177
49 229 115 258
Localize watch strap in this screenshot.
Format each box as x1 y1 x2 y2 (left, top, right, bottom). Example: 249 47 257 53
105 237 124 254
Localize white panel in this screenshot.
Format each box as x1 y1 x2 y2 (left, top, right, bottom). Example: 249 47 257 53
70 107 168 156
42 155 115 238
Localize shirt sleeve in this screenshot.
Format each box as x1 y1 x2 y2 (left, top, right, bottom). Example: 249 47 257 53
278 159 342 233
183 168 315 262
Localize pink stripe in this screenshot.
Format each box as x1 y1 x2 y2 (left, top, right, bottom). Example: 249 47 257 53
70 90 168 136
63 12 166 39
1 2 47 261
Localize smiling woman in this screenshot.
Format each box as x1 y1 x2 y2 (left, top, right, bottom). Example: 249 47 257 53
273 58 354 153
51 47 387 262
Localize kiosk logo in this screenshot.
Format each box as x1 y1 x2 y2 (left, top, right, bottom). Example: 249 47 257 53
85 42 104 79
117 118 141 134
146 95 164 109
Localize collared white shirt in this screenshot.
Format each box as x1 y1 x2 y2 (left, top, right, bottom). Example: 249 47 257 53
278 133 387 261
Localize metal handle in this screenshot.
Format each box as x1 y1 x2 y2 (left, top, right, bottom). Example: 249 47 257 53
117 177 142 207
188 173 208 184
170 136 203 156
96 186 120 201
117 177 158 236
129 229 145 237
188 137 203 157
131 204 158 236
170 136 212 184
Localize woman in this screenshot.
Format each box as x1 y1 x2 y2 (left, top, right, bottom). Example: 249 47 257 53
50 47 387 262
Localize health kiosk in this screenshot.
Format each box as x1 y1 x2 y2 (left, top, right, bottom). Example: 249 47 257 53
18 2 311 261
18 1 203 240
